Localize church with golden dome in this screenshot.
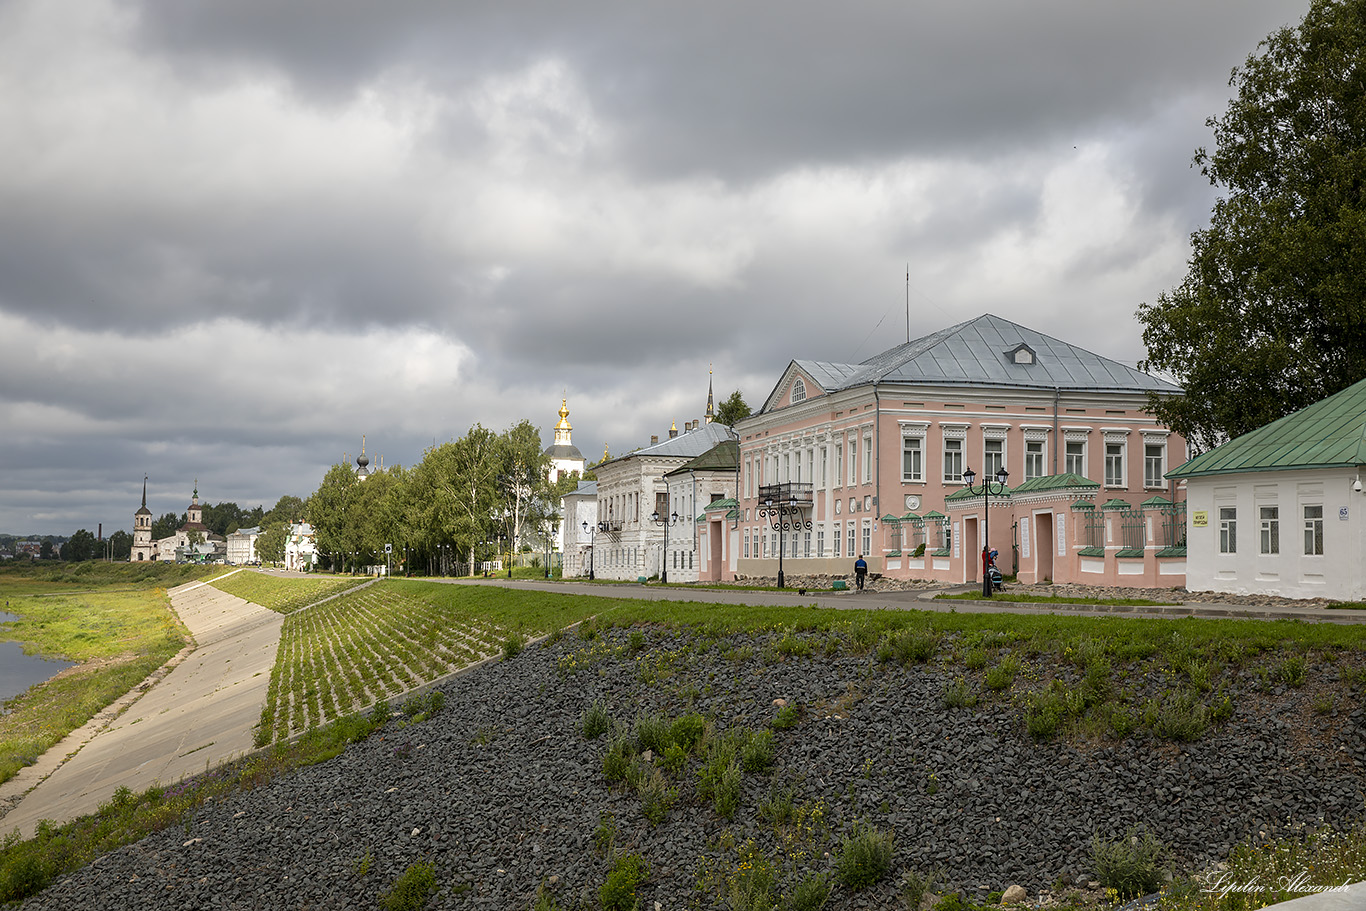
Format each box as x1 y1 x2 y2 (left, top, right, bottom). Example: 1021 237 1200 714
544 397 586 484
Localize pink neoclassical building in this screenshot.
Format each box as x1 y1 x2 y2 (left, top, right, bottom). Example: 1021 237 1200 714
732 314 1190 589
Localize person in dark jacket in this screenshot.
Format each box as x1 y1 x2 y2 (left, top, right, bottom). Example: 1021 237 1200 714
854 555 868 591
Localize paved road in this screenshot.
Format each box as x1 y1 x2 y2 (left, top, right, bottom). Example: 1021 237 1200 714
0 578 282 839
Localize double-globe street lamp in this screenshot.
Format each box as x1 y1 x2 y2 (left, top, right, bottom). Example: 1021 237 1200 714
757 495 808 589
651 509 681 583
961 464 1009 598
580 520 605 581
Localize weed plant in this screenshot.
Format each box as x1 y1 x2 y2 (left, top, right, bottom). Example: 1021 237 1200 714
600 853 648 911
773 702 802 730
581 701 611 739
378 860 438 911
835 822 894 889
1092 826 1168 899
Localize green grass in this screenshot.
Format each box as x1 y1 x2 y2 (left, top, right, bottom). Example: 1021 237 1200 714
0 577 191 785
209 570 361 614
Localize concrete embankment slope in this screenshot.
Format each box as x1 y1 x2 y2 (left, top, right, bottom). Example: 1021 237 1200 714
0 579 282 839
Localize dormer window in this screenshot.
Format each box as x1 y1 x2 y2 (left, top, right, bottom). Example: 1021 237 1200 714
791 377 806 404
1006 343 1036 365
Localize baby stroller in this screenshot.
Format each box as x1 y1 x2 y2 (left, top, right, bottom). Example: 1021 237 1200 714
987 549 1003 591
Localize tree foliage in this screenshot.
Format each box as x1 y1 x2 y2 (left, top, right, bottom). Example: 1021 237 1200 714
108 529 133 561
150 513 182 541
714 390 752 426
59 529 98 562
1137 0 1366 449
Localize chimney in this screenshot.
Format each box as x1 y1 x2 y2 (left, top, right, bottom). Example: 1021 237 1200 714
651 435 659 445
98 523 102 541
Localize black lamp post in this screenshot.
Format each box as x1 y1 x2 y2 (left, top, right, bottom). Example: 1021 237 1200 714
581 520 596 580
651 509 681 583
758 495 805 589
961 464 1009 598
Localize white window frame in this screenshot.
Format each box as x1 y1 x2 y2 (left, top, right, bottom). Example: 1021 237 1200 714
1259 505 1279 555
862 431 873 484
847 523 857 559
1303 504 1324 556
791 377 806 404
1143 438 1167 489
1218 506 1237 554
1024 440 1045 481
983 438 1004 479
1104 443 1125 487
833 522 842 557
943 439 963 483
902 436 923 482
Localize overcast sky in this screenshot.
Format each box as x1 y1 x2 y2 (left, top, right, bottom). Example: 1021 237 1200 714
1 0 1309 537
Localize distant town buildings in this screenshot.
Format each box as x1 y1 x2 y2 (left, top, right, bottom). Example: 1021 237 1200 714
285 522 318 572
152 484 226 562
226 527 260 565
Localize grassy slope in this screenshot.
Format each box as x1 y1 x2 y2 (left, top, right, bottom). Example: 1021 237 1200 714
0 564 210 785
208 570 361 614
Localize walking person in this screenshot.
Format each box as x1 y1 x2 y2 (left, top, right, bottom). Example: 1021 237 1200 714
854 554 868 592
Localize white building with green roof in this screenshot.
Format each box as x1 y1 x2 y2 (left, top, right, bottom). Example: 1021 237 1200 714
1168 376 1366 601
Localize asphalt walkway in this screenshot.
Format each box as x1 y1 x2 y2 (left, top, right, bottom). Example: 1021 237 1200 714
0 578 282 839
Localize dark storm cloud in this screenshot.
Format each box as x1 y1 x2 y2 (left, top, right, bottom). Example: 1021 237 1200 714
130 0 1301 179
0 0 1316 535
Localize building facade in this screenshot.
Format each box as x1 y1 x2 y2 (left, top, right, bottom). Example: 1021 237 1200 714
152 484 226 562
590 419 737 581
663 440 740 583
285 522 319 572
226 526 260 565
733 314 1187 587
1170 376 1366 600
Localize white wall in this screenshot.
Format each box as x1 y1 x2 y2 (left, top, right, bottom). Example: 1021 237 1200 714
1184 468 1364 600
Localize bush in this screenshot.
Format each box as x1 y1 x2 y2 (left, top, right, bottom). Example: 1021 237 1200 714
940 677 977 710
600 853 648 911
740 728 774 774
668 712 707 752
1092 826 1167 899
772 702 802 730
835 823 894 889
502 634 525 660
983 655 1021 692
379 861 438 911
581 701 611 739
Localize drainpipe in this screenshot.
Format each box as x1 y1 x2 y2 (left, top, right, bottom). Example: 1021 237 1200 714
874 383 881 566
1052 386 1061 475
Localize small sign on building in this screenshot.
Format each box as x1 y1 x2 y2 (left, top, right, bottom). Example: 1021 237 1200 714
1192 510 1208 528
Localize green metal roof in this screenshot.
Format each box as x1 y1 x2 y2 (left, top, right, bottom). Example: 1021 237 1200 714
1168 375 1366 479
1100 498 1131 510
881 513 901 523
1008 472 1100 493
704 497 738 511
945 484 1012 502
1140 495 1172 508
663 439 740 476
900 512 921 522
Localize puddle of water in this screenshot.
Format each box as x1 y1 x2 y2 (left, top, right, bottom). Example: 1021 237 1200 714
0 614 76 705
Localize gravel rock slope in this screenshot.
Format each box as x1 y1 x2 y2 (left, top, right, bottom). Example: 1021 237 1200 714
21 626 1366 910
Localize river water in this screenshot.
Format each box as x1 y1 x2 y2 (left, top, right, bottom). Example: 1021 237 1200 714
0 611 77 706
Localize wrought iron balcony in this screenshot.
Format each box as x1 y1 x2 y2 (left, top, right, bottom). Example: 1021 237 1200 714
757 482 814 507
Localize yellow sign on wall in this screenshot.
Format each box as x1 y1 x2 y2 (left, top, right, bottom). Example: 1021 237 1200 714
1192 510 1208 527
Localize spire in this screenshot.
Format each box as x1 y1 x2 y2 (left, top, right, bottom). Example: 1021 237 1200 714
602 442 611 462
705 364 715 423
192 479 199 505
356 435 371 479
141 475 147 508
554 397 573 445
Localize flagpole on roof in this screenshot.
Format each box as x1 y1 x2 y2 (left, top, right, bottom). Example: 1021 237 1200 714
905 264 910 343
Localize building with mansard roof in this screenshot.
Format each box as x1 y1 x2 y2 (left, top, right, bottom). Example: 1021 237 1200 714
734 314 1187 589
587 376 735 581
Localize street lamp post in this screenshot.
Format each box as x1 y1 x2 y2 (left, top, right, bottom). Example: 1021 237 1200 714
961 464 1009 598
651 509 680 583
758 496 805 589
581 520 596 580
